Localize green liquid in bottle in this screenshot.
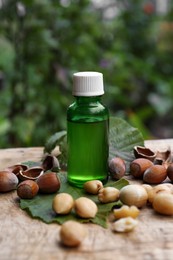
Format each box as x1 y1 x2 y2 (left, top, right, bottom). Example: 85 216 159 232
67 120 109 187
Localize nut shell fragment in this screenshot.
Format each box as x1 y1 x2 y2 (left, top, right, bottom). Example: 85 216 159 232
112 217 138 232
134 146 156 161
113 205 140 219
18 167 44 181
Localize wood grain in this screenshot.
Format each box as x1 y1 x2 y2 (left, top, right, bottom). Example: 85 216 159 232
0 140 173 260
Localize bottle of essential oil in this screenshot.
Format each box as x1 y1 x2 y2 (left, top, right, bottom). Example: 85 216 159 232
67 71 109 187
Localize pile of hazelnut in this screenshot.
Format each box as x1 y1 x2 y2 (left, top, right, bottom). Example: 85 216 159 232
1 145 173 248
0 155 61 198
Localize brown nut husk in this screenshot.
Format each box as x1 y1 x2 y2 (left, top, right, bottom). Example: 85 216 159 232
134 146 156 161
17 180 39 199
109 157 126 180
130 158 153 178
6 164 28 176
37 172 60 194
60 220 87 247
18 167 44 181
143 165 167 184
153 193 173 215
119 184 148 208
74 197 98 218
0 171 19 192
52 193 74 215
42 154 60 172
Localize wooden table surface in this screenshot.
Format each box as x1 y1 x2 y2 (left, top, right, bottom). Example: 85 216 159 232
0 140 173 260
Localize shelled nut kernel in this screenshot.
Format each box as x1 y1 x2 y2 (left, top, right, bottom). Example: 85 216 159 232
60 220 87 247
119 185 148 208
52 193 74 215
153 193 173 215
113 205 140 219
148 184 171 204
84 180 103 195
98 187 120 203
112 217 138 233
74 197 98 218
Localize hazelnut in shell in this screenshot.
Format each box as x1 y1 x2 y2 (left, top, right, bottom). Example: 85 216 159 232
37 172 60 194
17 180 39 199
0 171 19 192
143 165 167 184
130 158 153 178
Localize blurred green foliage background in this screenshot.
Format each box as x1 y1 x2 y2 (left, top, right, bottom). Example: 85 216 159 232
0 0 173 148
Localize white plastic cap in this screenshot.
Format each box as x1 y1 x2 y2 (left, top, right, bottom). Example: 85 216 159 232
72 71 104 96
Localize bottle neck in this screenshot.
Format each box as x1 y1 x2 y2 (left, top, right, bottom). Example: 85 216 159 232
75 96 102 105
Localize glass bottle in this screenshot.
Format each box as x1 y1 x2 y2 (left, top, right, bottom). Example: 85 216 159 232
67 71 109 187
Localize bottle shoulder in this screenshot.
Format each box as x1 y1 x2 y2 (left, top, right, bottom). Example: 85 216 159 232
67 101 109 122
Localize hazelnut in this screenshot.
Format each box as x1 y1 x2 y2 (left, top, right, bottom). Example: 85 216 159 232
112 217 138 233
17 180 39 199
74 197 98 218
0 171 19 192
98 187 119 203
60 220 87 247
109 157 126 180
130 158 153 178
37 172 60 194
153 193 173 215
84 180 103 195
113 205 140 219
142 184 153 195
143 165 167 184
52 193 74 215
119 184 148 208
167 163 173 182
148 184 171 204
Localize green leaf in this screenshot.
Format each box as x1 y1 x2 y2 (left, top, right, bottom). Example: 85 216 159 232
44 130 67 154
43 117 144 172
109 117 144 170
20 173 129 228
